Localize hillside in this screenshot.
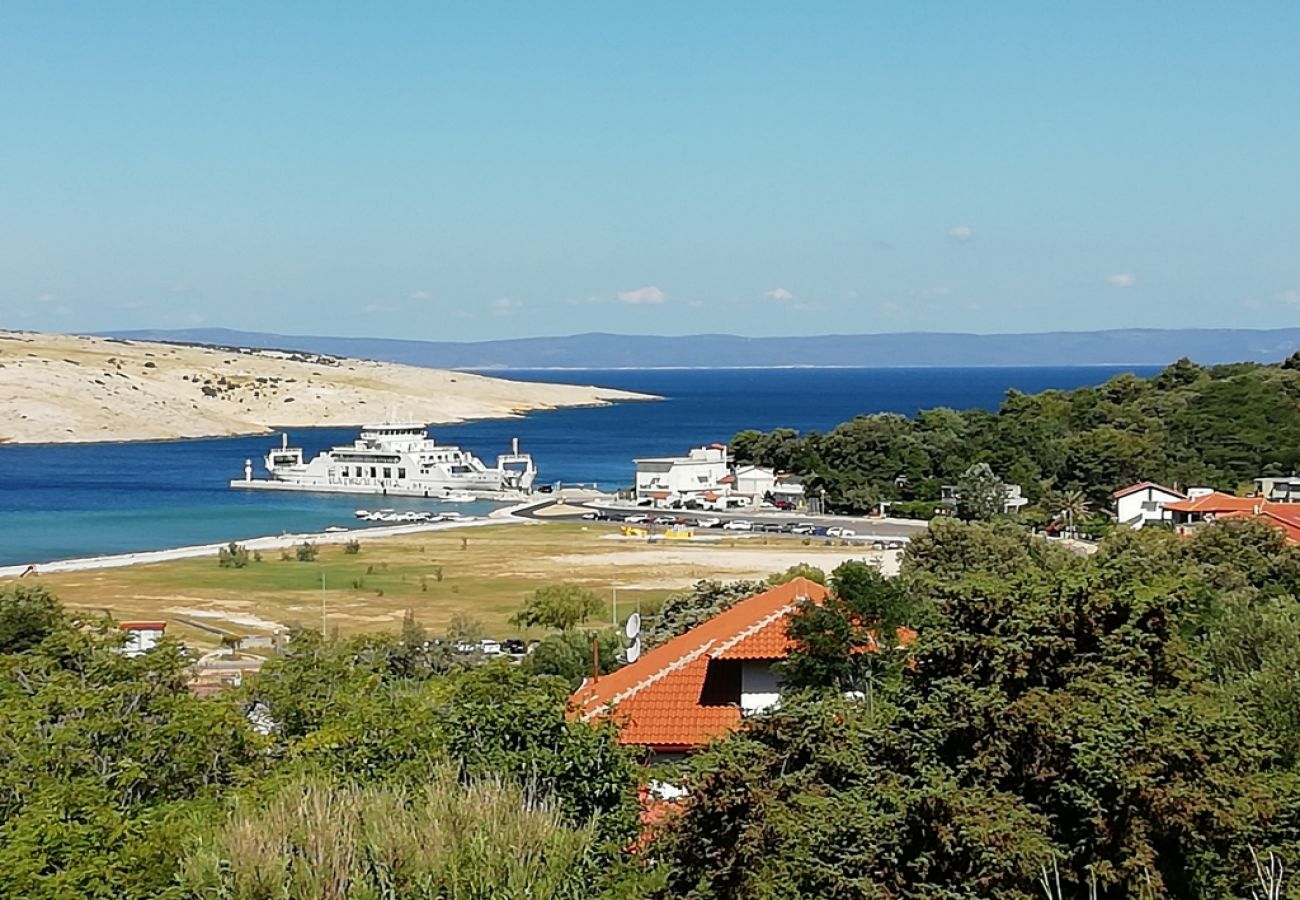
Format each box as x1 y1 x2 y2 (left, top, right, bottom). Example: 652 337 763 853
0 331 651 444
733 356 1300 513
105 326 1300 368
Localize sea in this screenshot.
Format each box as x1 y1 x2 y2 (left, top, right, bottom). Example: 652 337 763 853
0 366 1158 565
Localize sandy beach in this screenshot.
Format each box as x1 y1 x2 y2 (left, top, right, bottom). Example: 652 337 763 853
0 330 653 444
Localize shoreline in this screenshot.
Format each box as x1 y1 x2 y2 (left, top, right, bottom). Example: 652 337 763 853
0 514 530 579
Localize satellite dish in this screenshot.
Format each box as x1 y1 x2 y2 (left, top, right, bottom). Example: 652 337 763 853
624 612 641 640
625 637 641 663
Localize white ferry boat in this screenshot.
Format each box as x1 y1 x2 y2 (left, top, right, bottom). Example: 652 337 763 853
230 422 537 499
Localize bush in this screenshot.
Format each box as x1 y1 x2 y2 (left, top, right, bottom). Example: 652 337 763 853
217 542 250 569
889 499 944 520
342 539 361 555
295 542 318 562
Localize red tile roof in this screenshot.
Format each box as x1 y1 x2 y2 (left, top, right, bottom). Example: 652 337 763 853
570 578 827 751
1217 507 1300 543
1112 481 1185 500
1162 491 1260 514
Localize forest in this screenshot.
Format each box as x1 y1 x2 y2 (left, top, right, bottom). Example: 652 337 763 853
2 516 1299 897
731 356 1300 516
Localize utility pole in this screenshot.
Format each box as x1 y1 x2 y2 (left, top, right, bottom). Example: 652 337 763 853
320 570 327 637
612 586 618 628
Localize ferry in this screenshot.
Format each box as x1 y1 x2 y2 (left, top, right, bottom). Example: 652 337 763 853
230 422 537 499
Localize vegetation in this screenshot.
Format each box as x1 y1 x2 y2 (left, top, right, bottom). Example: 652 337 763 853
655 519 1300 898
0 584 646 898
217 541 250 568
179 775 609 899
511 582 605 631
732 357 1300 513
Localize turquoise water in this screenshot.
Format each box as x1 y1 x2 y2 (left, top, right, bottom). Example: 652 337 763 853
0 365 1157 564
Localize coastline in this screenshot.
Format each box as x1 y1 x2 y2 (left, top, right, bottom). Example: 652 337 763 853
0 513 530 579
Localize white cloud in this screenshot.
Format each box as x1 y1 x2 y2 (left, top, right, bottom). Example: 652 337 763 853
37 292 56 304
1107 272 1137 288
409 289 431 301
490 297 521 316
616 285 666 305
1278 289 1300 306
765 287 797 303
948 225 973 242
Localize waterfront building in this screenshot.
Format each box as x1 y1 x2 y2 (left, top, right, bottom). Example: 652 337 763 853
633 444 729 504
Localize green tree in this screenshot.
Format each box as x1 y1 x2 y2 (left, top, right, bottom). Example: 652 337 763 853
522 628 624 689
0 584 64 654
510 583 604 632
654 523 1300 899
955 461 1006 521
767 563 827 586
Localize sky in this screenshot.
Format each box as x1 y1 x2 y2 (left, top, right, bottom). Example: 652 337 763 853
2 3 1299 341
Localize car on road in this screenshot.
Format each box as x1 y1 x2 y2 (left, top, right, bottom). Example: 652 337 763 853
791 523 817 534
623 514 650 524
694 517 721 528
722 519 753 531
826 526 857 538
887 539 906 550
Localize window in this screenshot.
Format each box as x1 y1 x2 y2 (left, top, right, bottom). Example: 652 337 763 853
398 467 406 479
383 467 392 479
370 467 377 478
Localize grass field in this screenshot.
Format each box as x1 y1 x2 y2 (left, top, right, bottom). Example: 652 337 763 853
14 522 893 648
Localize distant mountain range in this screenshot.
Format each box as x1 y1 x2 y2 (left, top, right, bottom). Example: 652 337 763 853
100 327 1300 369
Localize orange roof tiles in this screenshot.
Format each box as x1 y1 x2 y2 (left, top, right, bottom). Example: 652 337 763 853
1218 507 1300 543
570 578 827 751
1162 491 1261 514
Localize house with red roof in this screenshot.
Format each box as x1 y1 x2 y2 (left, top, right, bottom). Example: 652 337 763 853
1113 481 1185 529
1159 489 1300 543
571 578 826 754
571 577 915 756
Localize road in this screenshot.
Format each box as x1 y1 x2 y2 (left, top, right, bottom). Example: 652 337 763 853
512 497 929 542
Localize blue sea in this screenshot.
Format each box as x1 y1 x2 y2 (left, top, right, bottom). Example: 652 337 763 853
0 366 1157 564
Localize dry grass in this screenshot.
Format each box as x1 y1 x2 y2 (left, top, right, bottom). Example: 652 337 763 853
14 522 884 648
179 773 599 899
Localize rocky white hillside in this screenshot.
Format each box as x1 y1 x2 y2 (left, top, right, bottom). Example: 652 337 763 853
0 331 651 444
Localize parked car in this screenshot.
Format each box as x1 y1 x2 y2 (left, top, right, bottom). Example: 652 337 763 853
887 539 906 550
501 638 527 656
722 519 753 531
624 514 650 524
827 526 857 538
695 517 721 528
791 523 817 534
479 639 502 656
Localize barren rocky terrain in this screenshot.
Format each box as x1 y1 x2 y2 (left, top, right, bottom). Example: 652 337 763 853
0 330 651 444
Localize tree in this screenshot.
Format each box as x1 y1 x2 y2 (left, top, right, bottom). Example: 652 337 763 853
217 541 249 568
1050 487 1090 536
955 461 1006 521
641 579 768 649
523 628 624 688
295 541 318 562
767 563 827 586
0 584 64 654
510 583 604 632
654 523 1300 898
781 561 920 715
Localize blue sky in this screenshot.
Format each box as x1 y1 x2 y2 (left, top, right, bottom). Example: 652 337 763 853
2 3 1298 340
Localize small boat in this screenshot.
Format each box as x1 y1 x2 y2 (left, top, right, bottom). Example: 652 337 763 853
323 525 349 533
354 509 369 518
444 490 475 503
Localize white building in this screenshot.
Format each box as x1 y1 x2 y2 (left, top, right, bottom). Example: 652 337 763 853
634 445 729 504
120 621 166 657
1254 475 1300 502
1112 481 1186 528
732 465 806 508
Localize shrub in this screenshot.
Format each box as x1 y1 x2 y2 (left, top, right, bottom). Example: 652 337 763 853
342 539 361 555
296 542 318 562
217 542 250 569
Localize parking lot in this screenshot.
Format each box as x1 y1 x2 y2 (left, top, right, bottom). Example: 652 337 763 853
532 500 928 546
